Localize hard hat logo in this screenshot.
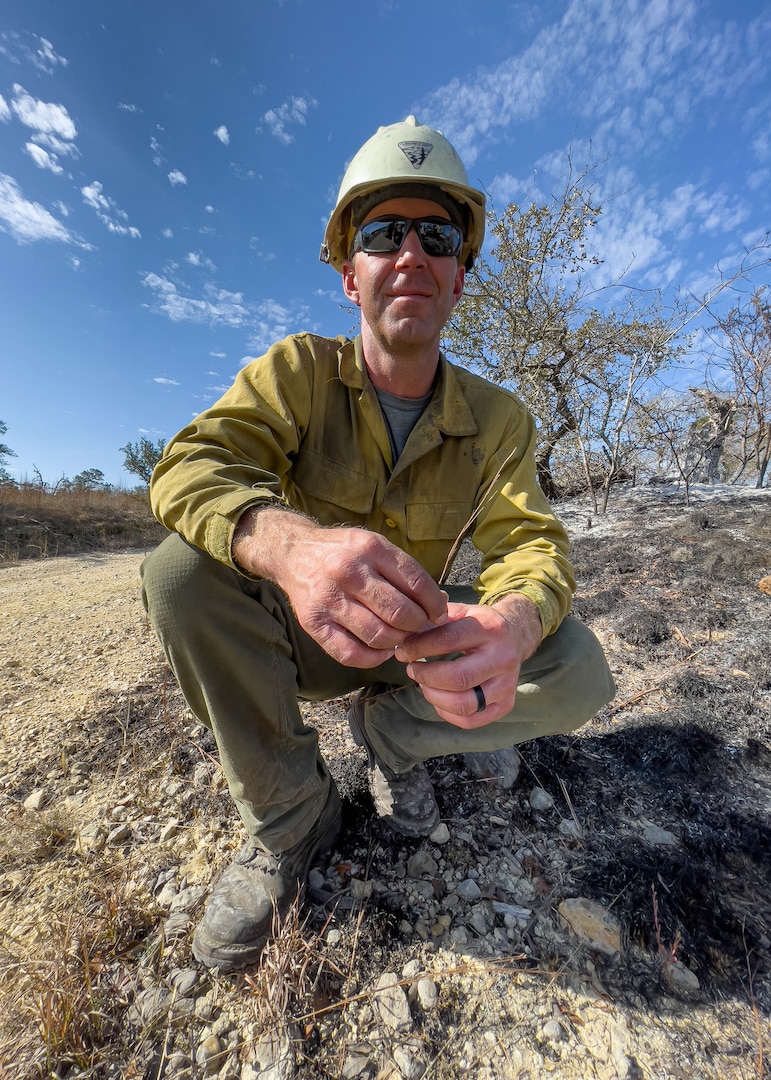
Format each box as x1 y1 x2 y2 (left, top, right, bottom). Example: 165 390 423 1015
398 141 434 169
321 116 486 272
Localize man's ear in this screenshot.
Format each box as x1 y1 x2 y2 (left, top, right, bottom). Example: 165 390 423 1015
341 260 361 307
451 264 465 308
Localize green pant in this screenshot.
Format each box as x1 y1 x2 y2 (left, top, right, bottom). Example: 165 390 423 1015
141 535 614 852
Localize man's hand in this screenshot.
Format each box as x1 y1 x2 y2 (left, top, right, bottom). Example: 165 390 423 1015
233 506 448 667
394 593 542 727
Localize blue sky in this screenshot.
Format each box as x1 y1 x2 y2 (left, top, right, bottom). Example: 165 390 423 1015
1 0 769 485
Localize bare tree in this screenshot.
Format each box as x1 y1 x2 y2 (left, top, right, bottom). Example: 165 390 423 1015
444 165 681 499
705 287 770 488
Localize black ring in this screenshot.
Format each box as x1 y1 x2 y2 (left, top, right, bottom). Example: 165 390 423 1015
473 685 486 712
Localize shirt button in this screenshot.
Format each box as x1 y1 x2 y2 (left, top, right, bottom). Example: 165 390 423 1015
384 518 397 529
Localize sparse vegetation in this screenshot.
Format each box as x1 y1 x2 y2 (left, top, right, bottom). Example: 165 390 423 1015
0 482 166 561
1 485 769 1078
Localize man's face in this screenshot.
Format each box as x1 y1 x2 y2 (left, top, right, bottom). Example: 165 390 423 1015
341 196 465 356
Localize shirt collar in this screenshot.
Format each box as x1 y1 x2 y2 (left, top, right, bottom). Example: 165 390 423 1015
338 336 478 437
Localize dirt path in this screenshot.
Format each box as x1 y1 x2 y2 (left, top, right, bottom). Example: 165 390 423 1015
0 551 160 789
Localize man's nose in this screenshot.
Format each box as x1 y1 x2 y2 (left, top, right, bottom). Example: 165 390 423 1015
395 225 427 267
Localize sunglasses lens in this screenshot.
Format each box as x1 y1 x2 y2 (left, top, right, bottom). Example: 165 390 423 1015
418 220 462 257
357 218 407 253
354 217 463 257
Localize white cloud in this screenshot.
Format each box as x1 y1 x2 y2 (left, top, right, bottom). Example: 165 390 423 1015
30 131 78 157
151 136 165 168
162 227 173 238
11 84 76 140
262 96 317 144
0 173 74 244
24 141 63 174
118 103 141 113
0 31 67 74
34 37 67 73
153 376 180 386
248 298 307 351
186 250 216 270
141 270 309 340
0 95 10 123
168 169 188 186
416 0 770 166
214 125 230 145
141 273 250 327
81 180 141 238
204 205 215 214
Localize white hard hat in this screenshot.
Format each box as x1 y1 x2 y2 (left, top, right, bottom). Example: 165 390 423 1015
320 116 485 272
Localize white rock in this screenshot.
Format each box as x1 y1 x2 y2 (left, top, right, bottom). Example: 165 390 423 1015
251 1028 295 1080
196 1034 226 1075
393 1046 426 1078
429 822 450 844
374 972 412 1031
23 789 46 811
107 823 131 845
76 823 106 854
529 787 555 811
540 1019 565 1042
416 977 438 1010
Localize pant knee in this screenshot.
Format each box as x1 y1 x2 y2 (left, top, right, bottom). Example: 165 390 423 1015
141 534 233 632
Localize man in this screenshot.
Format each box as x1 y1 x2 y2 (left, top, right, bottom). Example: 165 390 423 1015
141 116 614 971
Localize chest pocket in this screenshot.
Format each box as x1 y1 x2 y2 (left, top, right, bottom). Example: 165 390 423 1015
290 451 377 518
406 501 474 541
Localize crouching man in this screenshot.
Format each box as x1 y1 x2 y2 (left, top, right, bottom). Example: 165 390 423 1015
141 116 615 970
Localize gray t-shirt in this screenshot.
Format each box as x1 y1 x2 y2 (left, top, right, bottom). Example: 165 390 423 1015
375 386 433 461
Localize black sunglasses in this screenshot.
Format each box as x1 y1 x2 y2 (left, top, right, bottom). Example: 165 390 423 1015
352 215 463 259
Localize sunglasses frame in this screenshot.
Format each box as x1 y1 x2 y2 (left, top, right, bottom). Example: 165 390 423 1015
351 215 464 259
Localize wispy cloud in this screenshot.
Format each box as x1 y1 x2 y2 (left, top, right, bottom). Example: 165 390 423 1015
0 95 10 123
248 298 308 351
141 273 250 327
118 102 141 114
0 173 76 244
417 0 770 167
81 181 141 238
140 269 309 343
0 31 67 74
10 84 76 141
168 169 188 186
214 125 230 145
262 96 317 144
153 376 180 386
186 250 216 271
25 142 63 174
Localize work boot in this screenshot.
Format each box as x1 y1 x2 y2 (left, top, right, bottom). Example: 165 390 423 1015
191 785 342 971
462 747 521 790
348 688 440 838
